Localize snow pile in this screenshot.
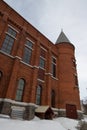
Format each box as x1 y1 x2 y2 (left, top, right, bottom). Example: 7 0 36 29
0 116 79 130
0 114 10 119
83 115 87 122
82 97 87 105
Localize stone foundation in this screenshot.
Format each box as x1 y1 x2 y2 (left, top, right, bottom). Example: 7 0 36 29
23 105 35 120
57 109 83 120
0 99 83 120
58 109 66 117
1 101 11 115
77 110 83 120
0 99 35 120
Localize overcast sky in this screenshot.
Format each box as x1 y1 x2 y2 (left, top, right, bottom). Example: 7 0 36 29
4 0 87 99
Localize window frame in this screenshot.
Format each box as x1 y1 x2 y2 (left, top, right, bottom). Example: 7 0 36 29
51 56 56 77
22 40 33 64
51 89 55 107
15 79 25 102
75 75 78 86
1 27 17 54
36 85 42 105
39 56 45 69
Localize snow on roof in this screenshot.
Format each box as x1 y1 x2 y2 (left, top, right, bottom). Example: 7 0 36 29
35 106 50 113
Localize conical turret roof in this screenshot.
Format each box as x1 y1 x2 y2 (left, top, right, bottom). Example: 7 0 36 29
56 31 70 44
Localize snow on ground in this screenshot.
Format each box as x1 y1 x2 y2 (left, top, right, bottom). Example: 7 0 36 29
54 117 78 130
0 115 79 130
82 114 87 122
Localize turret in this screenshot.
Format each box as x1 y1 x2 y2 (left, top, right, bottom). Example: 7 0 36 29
55 31 81 119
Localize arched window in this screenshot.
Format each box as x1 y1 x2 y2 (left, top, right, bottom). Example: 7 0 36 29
15 79 25 102
51 90 55 107
36 85 42 105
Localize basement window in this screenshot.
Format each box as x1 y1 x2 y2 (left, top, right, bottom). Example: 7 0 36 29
11 106 25 120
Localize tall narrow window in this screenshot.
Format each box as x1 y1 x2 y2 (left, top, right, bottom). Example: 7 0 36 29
0 71 3 83
39 47 46 69
75 75 78 86
51 57 56 77
39 57 45 69
72 58 76 68
51 90 55 107
1 27 17 54
38 47 46 81
36 85 42 105
15 79 25 102
0 71 2 80
22 40 33 64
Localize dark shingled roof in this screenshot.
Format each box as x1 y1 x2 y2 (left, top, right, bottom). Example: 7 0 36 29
56 31 70 44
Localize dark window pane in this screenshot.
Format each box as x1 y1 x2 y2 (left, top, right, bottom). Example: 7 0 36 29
26 40 33 48
38 68 45 80
36 86 42 105
15 79 25 102
51 64 56 77
75 76 78 86
8 27 17 37
53 58 56 63
40 48 46 58
51 57 56 77
39 57 45 68
23 47 32 64
1 34 15 54
51 90 55 107
0 71 2 78
1 27 17 54
52 57 56 63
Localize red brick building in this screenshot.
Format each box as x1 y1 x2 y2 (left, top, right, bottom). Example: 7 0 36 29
0 1 82 120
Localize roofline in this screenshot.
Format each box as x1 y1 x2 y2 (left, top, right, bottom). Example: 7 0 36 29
2 0 54 45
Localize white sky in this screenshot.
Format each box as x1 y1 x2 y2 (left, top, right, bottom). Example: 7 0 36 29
4 0 87 99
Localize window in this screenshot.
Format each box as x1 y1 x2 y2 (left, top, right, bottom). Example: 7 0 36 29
15 79 25 102
0 71 2 79
51 90 55 107
75 75 78 86
1 27 17 54
23 47 32 64
38 47 46 80
38 68 45 80
51 57 56 77
0 71 3 81
39 47 46 68
26 40 33 48
8 27 17 37
72 58 76 68
39 57 45 69
22 40 33 64
36 85 42 105
40 47 46 58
